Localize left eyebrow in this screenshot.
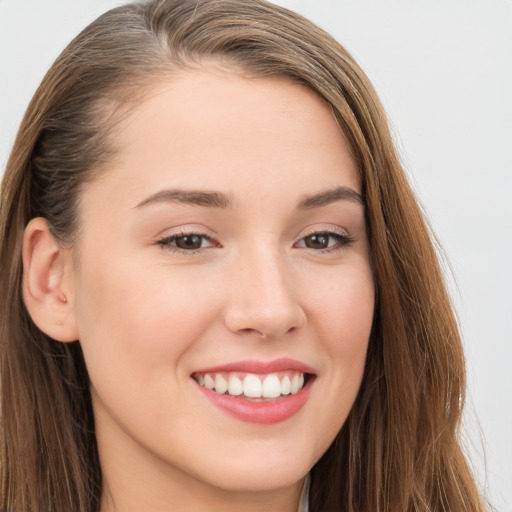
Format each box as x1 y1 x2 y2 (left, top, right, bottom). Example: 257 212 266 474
134 189 232 209
297 186 365 209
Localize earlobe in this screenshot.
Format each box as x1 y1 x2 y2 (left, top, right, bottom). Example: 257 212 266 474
22 217 79 342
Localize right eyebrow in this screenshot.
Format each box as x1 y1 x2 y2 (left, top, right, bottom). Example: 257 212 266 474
297 186 365 210
134 189 232 209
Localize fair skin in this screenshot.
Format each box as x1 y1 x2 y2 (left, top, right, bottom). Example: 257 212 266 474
23 68 374 512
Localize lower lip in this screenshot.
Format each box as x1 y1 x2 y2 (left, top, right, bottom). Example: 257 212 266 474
195 377 314 425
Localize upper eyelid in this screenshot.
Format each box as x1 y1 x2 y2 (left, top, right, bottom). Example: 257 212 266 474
155 225 352 241
295 224 351 239
300 230 351 240
154 224 217 240
295 231 354 245
156 227 350 239
159 231 212 239
157 232 216 244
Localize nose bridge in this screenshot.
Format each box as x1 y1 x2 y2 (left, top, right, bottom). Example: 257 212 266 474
225 243 305 338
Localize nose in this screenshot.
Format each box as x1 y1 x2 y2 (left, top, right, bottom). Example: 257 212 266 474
223 248 307 340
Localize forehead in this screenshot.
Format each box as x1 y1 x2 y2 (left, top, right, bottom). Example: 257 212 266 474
84 68 360 211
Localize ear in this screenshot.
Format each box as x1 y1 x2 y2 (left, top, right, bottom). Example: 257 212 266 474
22 217 79 342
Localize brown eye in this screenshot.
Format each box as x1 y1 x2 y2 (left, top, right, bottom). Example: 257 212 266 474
296 231 354 252
174 235 204 250
157 233 215 252
303 234 330 249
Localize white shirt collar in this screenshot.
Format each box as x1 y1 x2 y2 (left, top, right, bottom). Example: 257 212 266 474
297 474 310 512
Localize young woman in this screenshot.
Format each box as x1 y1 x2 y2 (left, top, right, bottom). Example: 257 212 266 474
0 1 488 511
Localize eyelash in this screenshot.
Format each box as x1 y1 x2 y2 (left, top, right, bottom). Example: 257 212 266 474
156 231 217 254
156 230 354 255
295 230 355 253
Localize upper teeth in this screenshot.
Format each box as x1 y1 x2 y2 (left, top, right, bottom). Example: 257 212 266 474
194 371 305 398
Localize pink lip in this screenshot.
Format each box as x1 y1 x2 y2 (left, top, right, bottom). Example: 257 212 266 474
192 358 316 425
195 377 314 424
193 358 315 375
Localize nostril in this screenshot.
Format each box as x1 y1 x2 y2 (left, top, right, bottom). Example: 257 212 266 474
224 298 307 339
237 327 297 340
238 328 263 337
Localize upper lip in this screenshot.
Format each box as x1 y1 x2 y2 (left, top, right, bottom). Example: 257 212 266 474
193 358 315 375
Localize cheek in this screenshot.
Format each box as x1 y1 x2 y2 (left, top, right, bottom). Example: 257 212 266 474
314 265 375 355
330 270 374 388
72 255 220 388
307 264 374 435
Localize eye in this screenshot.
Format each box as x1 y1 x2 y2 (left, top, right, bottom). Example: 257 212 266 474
296 231 354 252
157 233 216 252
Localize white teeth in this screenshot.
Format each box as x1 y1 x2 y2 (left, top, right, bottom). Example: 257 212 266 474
214 374 228 394
243 374 263 398
262 374 281 398
204 374 215 390
195 371 307 398
227 375 243 396
281 376 291 395
290 374 300 394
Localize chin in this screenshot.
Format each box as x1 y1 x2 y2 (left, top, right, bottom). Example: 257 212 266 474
187 441 316 493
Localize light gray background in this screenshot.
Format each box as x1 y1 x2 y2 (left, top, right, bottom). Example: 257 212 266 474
1 1 511 510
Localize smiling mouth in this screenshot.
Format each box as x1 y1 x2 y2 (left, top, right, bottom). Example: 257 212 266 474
192 371 308 400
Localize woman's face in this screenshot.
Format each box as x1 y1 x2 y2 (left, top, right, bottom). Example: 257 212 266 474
69 68 374 501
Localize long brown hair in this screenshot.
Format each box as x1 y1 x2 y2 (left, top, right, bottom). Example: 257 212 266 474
1 1 487 510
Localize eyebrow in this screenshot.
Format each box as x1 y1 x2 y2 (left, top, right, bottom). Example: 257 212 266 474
297 186 365 209
135 189 232 209
135 185 364 210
